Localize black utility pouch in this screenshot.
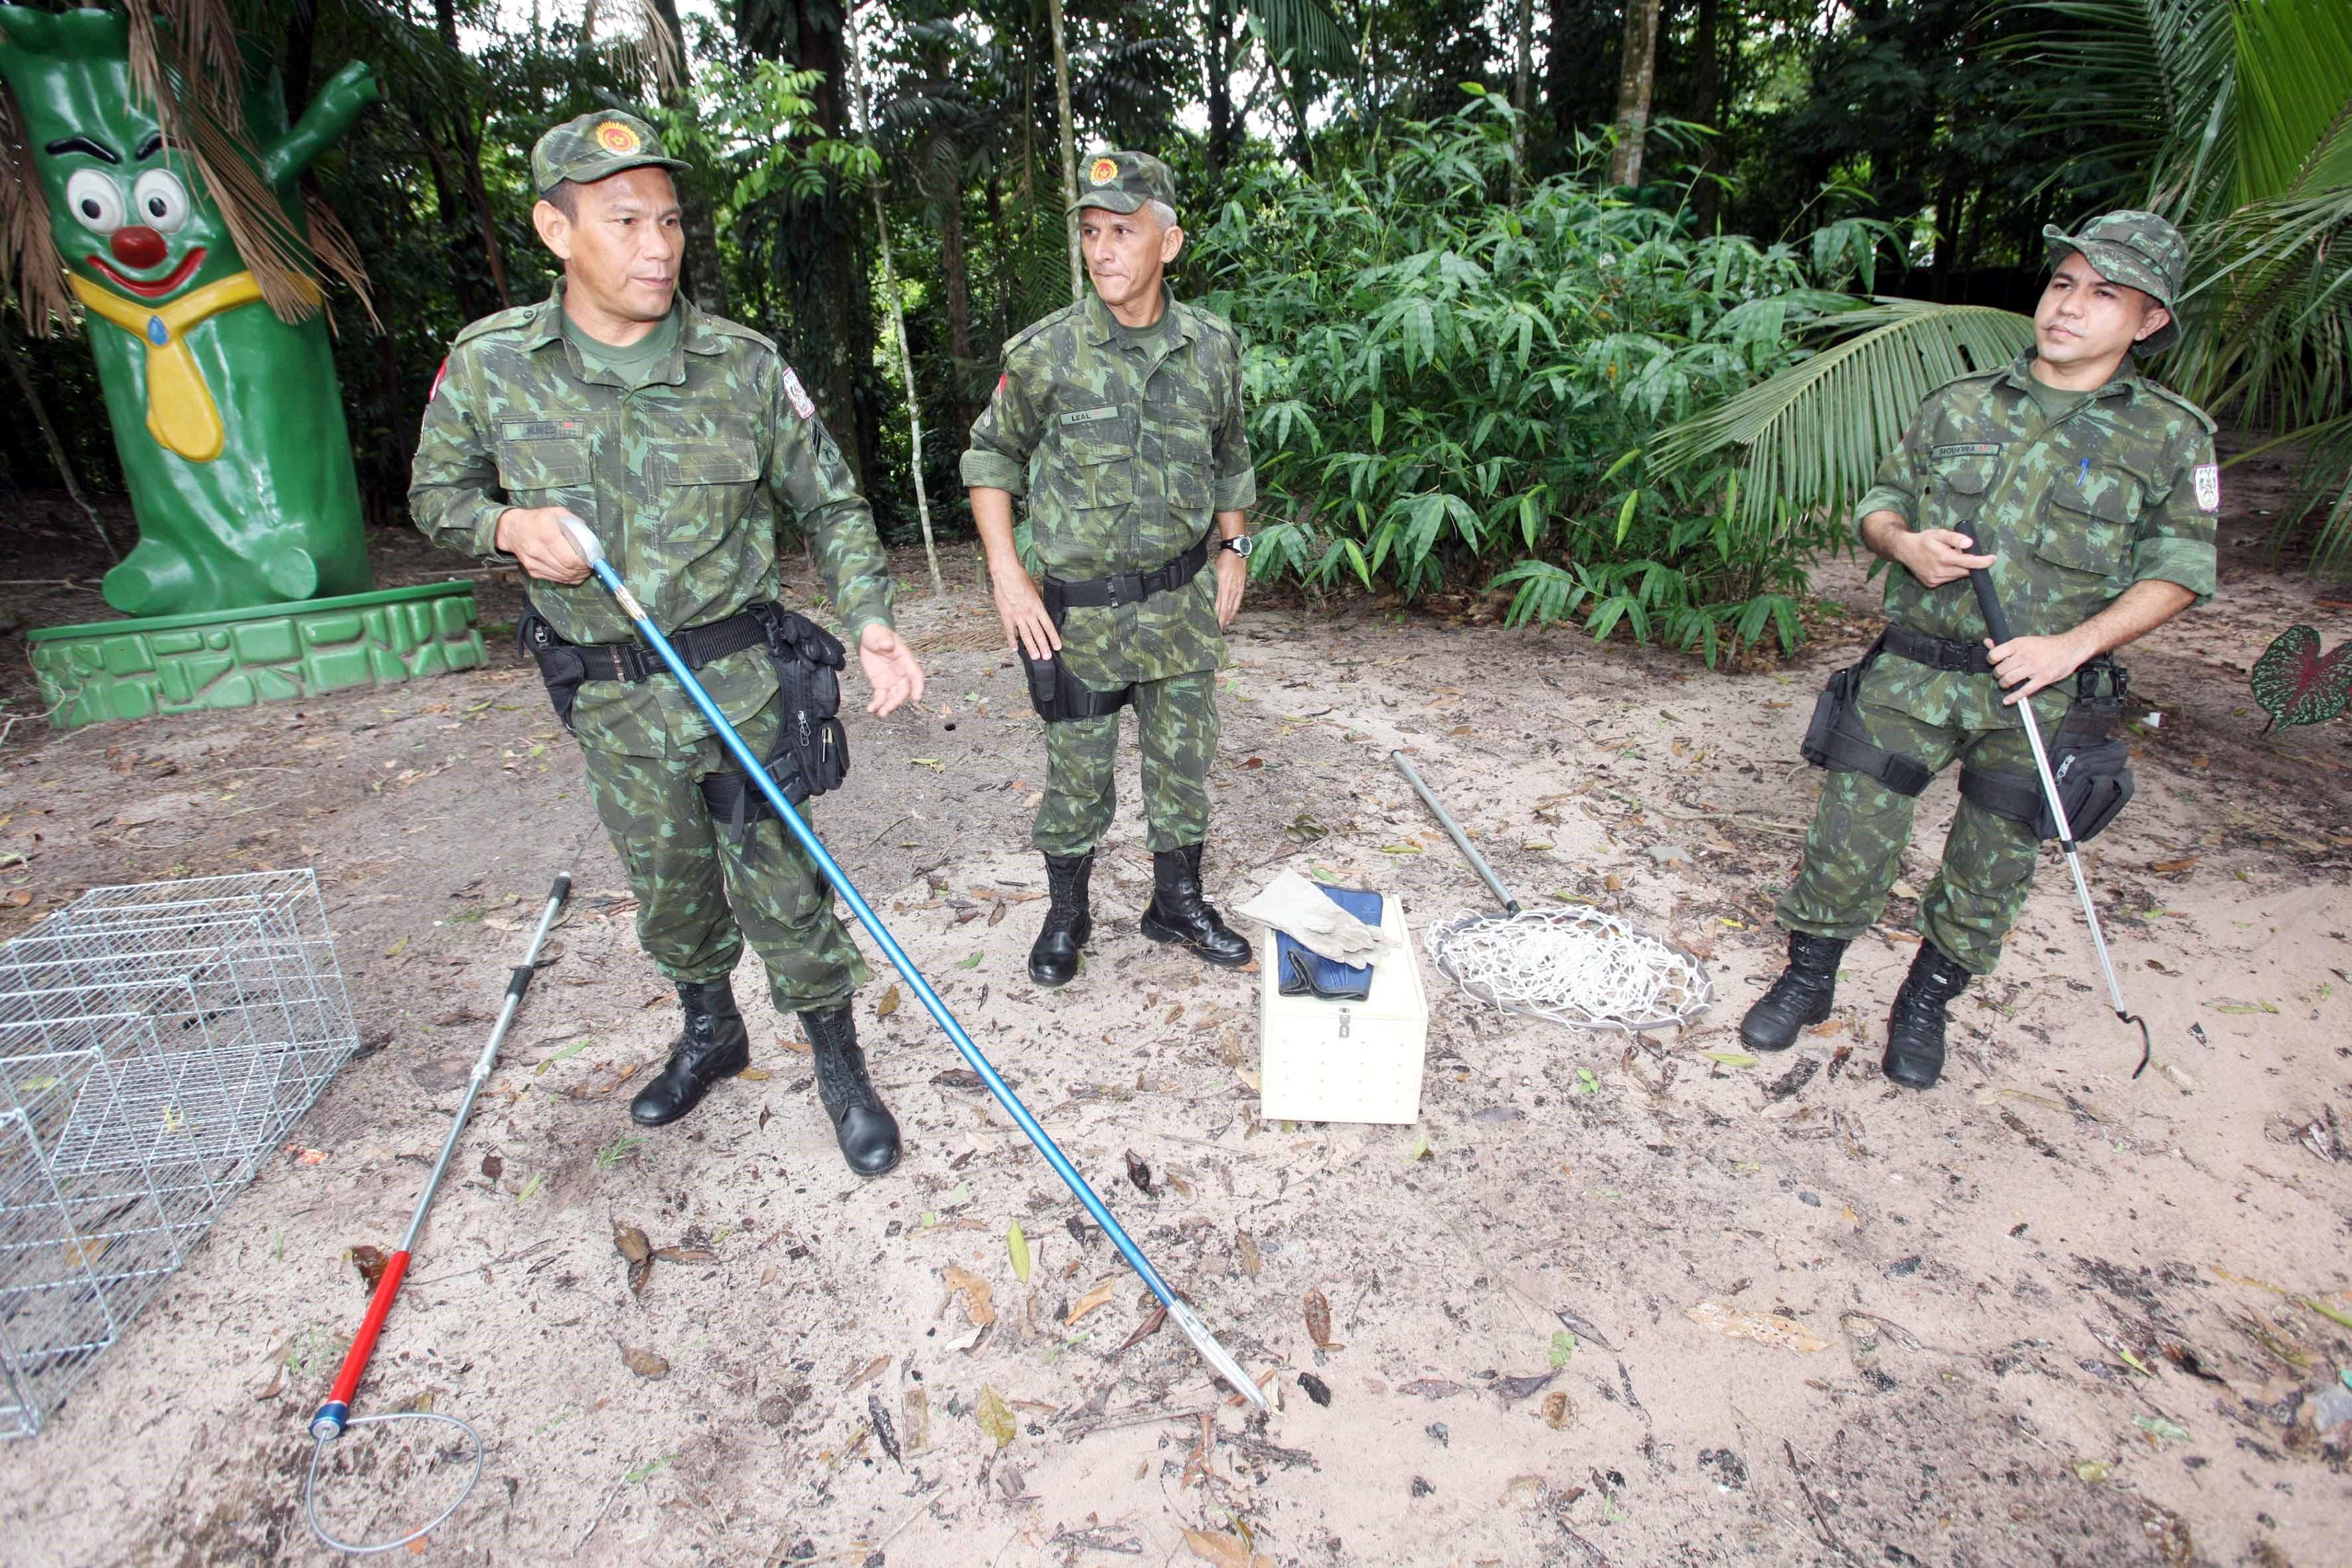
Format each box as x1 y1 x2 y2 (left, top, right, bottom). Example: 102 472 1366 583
1961 736 2135 843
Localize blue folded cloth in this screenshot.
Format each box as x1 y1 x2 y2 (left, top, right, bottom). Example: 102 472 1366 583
1275 884 1383 1001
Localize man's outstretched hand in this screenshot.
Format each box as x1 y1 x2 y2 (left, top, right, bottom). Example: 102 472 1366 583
858 624 926 716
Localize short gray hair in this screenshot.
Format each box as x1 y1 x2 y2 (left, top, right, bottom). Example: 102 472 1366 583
1145 198 1180 230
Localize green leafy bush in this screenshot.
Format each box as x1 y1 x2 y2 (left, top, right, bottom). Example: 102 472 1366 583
1192 94 1882 663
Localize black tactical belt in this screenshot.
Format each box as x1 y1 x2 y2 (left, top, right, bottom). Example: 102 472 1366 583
546 605 769 684
1881 624 1995 676
1041 534 1211 615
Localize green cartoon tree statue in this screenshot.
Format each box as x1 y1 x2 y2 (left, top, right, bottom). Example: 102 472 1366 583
3 3 483 728
0 3 374 614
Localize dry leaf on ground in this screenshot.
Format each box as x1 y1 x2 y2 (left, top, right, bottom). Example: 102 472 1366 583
621 1346 669 1379
1304 1287 1338 1349
1067 1278 1119 1326
942 1265 995 1326
1684 1299 1829 1353
976 1383 1016 1448
876 984 901 1018
348 1244 389 1293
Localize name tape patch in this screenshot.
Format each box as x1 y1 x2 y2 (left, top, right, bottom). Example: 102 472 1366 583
781 366 817 421
1059 406 1121 426
1931 443 2004 458
2193 462 2220 512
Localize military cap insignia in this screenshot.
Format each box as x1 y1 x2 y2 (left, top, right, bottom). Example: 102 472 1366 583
597 120 642 154
1089 155 1119 185
782 365 817 420
2193 463 2220 512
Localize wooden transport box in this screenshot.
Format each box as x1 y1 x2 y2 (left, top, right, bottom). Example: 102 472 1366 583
1256 895 1429 1125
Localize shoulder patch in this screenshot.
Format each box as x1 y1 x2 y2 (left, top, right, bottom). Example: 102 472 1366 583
428 356 450 402
2193 463 2220 512
451 304 540 347
781 365 817 420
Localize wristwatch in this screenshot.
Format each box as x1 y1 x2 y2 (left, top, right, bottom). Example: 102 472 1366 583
1218 534 1254 558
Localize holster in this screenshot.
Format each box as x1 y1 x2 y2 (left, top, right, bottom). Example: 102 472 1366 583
1021 535 1212 724
695 607 851 856
1024 643 1133 722
1958 657 2134 843
1799 635 1934 797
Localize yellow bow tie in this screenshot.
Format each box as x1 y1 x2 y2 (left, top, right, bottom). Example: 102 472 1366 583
69 269 266 463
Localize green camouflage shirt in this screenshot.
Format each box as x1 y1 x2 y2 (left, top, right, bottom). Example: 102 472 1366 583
1855 353 2218 731
961 287 1257 686
410 283 894 757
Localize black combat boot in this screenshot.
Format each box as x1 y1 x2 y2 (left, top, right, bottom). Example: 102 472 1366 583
1028 852 1093 988
1883 941 1972 1089
630 977 751 1127
1739 931 1850 1052
1140 843 1252 968
801 1004 901 1175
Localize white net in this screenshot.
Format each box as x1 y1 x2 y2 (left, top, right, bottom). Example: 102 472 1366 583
1425 907 1712 1032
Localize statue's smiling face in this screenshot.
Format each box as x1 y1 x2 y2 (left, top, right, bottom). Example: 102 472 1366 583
42 126 222 301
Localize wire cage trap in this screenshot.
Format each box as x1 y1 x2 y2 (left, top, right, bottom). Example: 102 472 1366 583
0 870 358 1439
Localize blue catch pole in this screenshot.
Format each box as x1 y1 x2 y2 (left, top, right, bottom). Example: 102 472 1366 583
555 518 1265 1409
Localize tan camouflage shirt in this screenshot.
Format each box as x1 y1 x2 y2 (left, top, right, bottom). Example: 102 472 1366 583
410 283 894 757
1855 353 2218 730
961 287 1256 686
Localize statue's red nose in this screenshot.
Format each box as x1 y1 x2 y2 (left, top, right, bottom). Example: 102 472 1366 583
110 226 167 270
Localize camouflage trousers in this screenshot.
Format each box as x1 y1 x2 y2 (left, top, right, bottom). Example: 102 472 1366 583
1033 670 1217 857
1776 694 2049 975
580 698 866 1015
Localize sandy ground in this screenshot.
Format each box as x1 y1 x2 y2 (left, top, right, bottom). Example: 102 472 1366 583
0 488 2347 1567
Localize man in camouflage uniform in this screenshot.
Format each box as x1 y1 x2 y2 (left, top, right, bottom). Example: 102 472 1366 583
410 110 926 1173
1743 211 2217 1089
963 151 1259 988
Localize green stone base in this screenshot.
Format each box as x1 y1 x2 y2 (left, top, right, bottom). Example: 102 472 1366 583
28 581 488 731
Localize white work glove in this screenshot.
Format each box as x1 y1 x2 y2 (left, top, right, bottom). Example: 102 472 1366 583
1235 869 1386 964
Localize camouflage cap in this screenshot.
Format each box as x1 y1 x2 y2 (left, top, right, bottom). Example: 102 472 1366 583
2042 209 2188 353
1067 150 1178 218
531 110 690 195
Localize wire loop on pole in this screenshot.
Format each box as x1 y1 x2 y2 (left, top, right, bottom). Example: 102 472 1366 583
305 1410 485 1555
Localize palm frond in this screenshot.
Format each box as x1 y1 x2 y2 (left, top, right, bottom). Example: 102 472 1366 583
1249 0 1356 75
1648 299 2036 531
2227 0 2352 210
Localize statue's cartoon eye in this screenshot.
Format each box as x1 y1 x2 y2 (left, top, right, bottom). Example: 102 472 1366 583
65 170 125 235
132 170 191 234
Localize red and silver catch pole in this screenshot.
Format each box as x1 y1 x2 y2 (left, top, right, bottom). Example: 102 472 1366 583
303 879 569 1551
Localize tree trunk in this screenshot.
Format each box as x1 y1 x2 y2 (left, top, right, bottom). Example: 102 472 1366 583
0 315 116 561
1690 0 1722 228
795 1 880 490
409 106 503 323
1609 0 1662 188
986 167 1010 343
1203 0 1240 198
1510 0 1533 201
1049 0 1083 303
650 0 728 317
941 181 977 437
433 0 511 309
